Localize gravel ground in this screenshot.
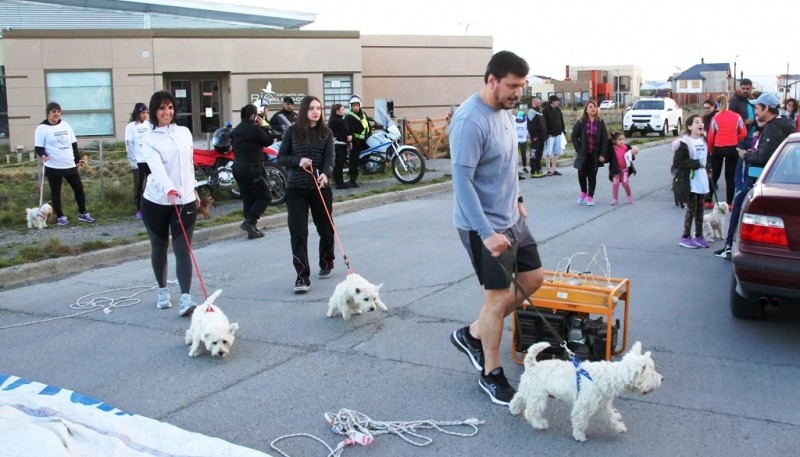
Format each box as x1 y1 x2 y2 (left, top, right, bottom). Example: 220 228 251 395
0 159 452 263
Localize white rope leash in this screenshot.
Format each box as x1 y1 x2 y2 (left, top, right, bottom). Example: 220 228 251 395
270 408 484 457
0 280 177 330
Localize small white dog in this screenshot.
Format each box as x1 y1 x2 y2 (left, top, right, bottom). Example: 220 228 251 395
185 289 239 358
326 273 388 320
703 201 729 241
509 341 663 442
25 202 53 230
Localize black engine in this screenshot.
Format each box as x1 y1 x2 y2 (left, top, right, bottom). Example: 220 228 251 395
514 308 619 361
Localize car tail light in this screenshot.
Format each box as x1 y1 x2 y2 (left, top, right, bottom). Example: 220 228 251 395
740 213 788 246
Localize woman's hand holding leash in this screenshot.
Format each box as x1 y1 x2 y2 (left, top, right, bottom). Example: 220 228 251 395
299 158 313 170
167 189 180 205
316 170 328 187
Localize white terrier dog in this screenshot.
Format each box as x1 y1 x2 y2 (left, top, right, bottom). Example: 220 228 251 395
509 341 663 442
25 203 53 230
702 201 729 241
327 273 388 320
185 289 239 358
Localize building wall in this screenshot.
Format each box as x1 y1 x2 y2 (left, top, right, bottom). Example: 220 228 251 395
3 29 490 148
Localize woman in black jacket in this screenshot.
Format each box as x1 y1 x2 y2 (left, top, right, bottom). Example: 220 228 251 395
570 100 609 206
327 103 352 189
277 95 335 293
231 104 274 239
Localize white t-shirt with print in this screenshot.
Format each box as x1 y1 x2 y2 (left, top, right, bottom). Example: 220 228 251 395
34 120 78 169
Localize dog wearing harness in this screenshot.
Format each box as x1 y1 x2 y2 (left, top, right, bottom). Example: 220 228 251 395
509 341 663 441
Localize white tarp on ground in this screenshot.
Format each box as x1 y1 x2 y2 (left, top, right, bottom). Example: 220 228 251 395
0 374 272 457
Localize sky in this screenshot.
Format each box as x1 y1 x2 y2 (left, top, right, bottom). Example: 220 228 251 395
216 0 799 93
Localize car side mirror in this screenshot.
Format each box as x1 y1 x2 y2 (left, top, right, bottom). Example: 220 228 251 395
747 166 763 179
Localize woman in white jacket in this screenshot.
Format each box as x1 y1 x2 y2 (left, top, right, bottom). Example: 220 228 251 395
140 90 199 316
124 102 152 220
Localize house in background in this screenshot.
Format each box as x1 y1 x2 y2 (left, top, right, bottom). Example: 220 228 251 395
669 59 730 107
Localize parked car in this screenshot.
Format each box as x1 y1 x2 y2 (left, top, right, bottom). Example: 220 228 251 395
599 100 615 110
622 97 683 137
730 133 800 319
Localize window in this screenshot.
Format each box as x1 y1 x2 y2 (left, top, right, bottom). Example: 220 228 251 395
46 71 113 136
323 74 353 116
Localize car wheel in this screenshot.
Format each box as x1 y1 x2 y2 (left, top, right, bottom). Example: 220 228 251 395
729 272 764 319
659 122 668 137
624 130 632 138
673 118 681 136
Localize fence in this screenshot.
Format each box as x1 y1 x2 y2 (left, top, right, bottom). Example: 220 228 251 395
401 116 451 159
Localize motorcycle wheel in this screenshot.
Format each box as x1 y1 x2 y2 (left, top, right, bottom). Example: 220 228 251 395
228 182 241 199
391 147 426 184
264 164 287 206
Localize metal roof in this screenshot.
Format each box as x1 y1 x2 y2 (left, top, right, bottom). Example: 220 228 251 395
673 62 730 80
0 0 315 30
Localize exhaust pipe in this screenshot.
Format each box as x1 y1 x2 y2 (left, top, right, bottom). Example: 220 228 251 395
758 297 769 307
770 298 782 307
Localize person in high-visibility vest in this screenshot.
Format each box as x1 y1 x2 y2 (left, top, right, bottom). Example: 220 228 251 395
344 95 371 188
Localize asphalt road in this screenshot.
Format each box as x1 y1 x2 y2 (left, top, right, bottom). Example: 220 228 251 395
1 142 799 456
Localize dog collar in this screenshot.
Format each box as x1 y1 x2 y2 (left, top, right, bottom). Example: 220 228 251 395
38 213 47 220
571 354 593 392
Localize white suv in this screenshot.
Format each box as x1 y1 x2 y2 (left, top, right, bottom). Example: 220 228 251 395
623 98 683 137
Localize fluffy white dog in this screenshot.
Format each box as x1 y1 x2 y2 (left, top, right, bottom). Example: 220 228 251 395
25 202 53 230
326 273 388 320
509 341 663 442
702 201 729 241
185 289 239 358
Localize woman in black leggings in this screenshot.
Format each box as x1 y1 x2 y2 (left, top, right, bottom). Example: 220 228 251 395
140 90 199 316
34 101 95 225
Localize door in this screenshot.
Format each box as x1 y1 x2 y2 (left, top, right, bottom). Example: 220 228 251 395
170 80 193 132
167 77 223 136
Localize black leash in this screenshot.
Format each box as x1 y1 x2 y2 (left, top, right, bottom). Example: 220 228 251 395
494 258 572 357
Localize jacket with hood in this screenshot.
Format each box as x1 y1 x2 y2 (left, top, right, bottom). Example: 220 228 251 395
743 115 796 167
671 136 706 205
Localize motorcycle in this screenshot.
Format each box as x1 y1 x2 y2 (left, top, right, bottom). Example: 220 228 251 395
350 111 426 184
193 127 287 206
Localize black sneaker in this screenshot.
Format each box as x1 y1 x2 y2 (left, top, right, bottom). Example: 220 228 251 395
318 268 333 279
240 221 263 239
479 367 516 406
450 326 484 372
714 245 732 260
293 277 310 294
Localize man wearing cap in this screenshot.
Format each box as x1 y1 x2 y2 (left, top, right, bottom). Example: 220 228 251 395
269 96 298 133
541 94 565 176
715 92 796 259
344 95 371 188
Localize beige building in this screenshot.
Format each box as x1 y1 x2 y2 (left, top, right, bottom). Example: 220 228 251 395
1 1 491 149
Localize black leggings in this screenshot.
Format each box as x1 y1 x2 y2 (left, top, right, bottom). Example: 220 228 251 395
285 186 335 280
45 167 86 217
710 146 738 204
140 198 197 293
134 162 151 211
577 155 598 197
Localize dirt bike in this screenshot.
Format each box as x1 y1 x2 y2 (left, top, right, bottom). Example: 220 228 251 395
194 128 287 206
348 112 426 184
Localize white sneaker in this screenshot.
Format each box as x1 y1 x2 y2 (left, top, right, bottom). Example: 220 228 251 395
178 293 197 316
156 288 171 309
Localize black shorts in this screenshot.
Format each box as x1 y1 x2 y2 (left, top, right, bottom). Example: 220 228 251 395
458 217 542 290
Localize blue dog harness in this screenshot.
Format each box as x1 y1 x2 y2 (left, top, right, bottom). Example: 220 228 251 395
571 354 593 392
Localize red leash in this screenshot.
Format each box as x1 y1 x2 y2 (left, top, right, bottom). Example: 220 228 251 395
303 167 353 274
173 203 209 301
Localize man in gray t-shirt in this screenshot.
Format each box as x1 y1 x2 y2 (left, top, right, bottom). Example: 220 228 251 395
449 51 545 407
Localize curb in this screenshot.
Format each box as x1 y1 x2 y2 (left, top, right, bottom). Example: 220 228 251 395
0 181 452 290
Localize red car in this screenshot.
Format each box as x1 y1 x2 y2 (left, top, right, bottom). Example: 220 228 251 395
731 133 800 318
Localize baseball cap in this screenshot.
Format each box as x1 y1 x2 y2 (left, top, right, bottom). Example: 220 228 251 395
548 95 560 103
749 93 780 109
283 96 294 104
134 102 148 113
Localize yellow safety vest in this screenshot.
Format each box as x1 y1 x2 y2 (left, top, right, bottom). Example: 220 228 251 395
347 111 369 140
